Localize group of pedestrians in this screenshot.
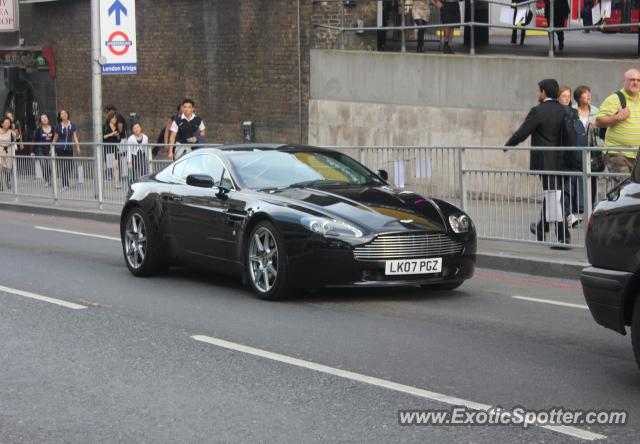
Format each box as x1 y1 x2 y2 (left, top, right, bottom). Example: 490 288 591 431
511 0 570 50
101 104 155 188
408 0 572 54
505 69 640 247
412 0 460 54
20 104 153 192
28 109 80 190
21 98 206 193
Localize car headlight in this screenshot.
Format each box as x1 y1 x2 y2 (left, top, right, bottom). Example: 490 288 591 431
448 214 470 233
301 216 363 239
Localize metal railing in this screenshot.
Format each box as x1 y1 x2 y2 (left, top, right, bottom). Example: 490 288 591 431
0 142 634 248
0 142 178 205
353 144 632 248
315 0 640 57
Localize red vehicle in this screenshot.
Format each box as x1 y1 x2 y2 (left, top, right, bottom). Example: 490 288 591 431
605 0 639 32
574 0 639 32
536 1 549 27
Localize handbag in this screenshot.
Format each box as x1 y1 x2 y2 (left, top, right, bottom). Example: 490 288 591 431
587 125 606 172
544 190 564 223
591 150 606 172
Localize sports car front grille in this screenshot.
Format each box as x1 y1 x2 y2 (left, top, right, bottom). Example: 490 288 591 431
353 233 463 261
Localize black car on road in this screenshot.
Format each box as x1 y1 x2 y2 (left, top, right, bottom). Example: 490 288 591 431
120 144 476 299
581 162 640 371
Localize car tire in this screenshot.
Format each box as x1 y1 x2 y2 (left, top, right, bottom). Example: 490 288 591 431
632 297 640 372
245 221 294 300
421 280 464 291
122 207 166 277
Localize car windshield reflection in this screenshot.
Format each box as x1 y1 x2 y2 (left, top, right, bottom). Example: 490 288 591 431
227 150 384 190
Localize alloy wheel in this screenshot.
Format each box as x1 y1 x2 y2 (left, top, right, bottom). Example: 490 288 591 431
125 212 147 269
248 227 279 293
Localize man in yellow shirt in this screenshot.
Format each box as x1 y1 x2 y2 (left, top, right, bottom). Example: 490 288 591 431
596 69 640 185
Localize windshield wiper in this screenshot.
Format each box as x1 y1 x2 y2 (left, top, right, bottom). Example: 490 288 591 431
285 179 346 189
606 176 631 201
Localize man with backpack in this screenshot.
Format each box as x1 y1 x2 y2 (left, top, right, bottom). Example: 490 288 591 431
168 98 206 161
596 69 640 186
505 79 572 246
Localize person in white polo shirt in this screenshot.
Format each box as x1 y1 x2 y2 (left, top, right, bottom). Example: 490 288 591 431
168 98 205 160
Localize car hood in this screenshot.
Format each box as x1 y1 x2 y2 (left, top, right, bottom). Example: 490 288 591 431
261 185 448 234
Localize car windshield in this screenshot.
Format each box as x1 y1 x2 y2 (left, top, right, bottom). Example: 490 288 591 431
227 150 385 190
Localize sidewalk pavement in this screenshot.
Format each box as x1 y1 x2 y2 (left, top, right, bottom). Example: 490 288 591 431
0 195 587 281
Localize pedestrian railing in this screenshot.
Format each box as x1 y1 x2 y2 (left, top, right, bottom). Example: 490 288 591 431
352 144 633 248
315 0 640 57
0 142 633 248
0 142 178 205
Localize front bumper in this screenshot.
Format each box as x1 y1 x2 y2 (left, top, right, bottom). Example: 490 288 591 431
580 266 634 335
287 236 475 289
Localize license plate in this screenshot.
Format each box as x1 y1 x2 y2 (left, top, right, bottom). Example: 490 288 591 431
385 258 442 275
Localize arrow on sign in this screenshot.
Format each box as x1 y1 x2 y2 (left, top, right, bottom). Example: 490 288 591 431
108 0 127 26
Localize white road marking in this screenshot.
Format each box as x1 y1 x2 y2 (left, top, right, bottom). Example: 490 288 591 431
0 284 87 310
34 225 120 242
513 295 589 310
191 335 605 441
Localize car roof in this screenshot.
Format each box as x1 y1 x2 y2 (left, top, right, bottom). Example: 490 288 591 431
175 144 340 165
217 143 337 154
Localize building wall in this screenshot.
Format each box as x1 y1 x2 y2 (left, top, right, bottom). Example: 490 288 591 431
309 49 632 154
310 49 630 113
308 49 634 195
1 0 324 144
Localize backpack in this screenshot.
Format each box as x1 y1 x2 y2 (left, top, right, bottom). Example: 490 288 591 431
598 90 626 140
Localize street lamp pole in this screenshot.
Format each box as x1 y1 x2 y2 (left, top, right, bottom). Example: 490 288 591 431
91 0 104 204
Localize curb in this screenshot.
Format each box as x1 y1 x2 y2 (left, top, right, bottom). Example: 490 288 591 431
0 201 587 280
476 252 585 280
0 202 121 224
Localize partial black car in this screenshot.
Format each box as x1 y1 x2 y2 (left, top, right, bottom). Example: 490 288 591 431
581 160 640 371
120 144 476 300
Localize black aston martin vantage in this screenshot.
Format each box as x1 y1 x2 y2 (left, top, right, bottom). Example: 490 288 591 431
120 144 476 299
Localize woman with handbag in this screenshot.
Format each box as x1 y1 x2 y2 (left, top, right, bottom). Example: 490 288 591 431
32 113 54 187
0 117 16 191
52 110 80 190
103 111 123 189
573 85 602 207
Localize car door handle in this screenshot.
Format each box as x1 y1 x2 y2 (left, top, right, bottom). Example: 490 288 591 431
173 195 182 202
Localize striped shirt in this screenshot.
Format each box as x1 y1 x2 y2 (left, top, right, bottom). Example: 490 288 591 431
597 88 640 159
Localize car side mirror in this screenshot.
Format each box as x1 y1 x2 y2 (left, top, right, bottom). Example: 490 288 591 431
186 174 215 188
216 185 231 201
378 169 388 181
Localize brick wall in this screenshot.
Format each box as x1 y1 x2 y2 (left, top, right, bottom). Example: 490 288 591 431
0 0 379 145
311 0 378 51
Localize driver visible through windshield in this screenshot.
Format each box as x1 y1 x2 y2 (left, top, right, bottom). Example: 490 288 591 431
227 150 385 190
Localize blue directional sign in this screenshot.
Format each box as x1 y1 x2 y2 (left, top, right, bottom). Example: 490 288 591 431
100 0 137 75
108 0 127 26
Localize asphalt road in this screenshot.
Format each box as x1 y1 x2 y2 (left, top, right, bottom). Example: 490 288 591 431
0 209 638 443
